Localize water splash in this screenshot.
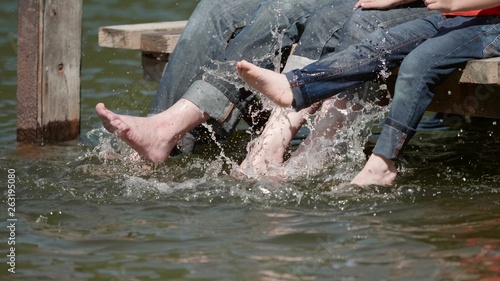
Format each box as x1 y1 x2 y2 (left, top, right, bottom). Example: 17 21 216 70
71 2 500 209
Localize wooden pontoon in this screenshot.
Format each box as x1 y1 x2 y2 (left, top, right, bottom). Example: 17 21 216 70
99 21 500 119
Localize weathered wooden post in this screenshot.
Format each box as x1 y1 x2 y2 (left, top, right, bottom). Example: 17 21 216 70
17 0 82 143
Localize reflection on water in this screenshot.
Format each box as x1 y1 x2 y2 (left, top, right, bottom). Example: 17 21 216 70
1 0 500 280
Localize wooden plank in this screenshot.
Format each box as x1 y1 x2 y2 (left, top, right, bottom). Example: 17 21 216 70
430 74 500 118
139 31 181 81
98 21 187 50
386 68 500 119
141 31 181 53
100 21 500 85
459 57 500 84
17 0 82 143
98 21 500 119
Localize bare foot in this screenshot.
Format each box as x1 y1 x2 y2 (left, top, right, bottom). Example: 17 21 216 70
95 103 177 163
350 154 397 186
236 60 294 107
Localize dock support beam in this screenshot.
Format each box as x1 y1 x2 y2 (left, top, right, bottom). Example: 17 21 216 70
17 0 82 143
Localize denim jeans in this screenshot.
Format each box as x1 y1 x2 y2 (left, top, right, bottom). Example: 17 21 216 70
149 0 338 134
285 12 500 159
180 0 342 135
284 2 434 99
149 0 432 137
148 0 262 115
373 15 500 159
178 1 432 136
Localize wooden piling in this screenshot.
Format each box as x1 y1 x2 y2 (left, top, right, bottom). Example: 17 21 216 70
17 0 82 143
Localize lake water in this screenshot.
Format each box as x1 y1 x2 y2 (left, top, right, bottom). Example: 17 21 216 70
1 0 500 280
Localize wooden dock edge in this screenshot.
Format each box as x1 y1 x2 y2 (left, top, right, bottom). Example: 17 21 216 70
98 21 500 119
98 21 186 50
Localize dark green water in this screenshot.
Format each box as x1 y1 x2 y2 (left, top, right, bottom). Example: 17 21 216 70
1 1 500 280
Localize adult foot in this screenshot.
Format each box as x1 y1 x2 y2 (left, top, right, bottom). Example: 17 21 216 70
350 154 397 186
236 60 294 107
95 103 177 163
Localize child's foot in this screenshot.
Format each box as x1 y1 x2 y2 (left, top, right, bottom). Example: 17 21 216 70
95 103 176 163
237 60 294 107
350 154 397 186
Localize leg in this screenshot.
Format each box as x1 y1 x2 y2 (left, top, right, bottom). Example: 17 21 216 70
236 5 437 106
149 0 262 114
181 0 344 136
352 15 500 185
96 99 209 163
97 0 336 162
237 13 444 111
147 0 347 152
238 6 435 177
238 102 321 178
235 1 356 177
350 153 398 186
289 97 350 157
237 60 294 107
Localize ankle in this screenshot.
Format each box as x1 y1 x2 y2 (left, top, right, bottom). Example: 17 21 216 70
351 153 398 186
371 153 397 174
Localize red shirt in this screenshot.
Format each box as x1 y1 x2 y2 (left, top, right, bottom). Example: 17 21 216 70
445 6 500 16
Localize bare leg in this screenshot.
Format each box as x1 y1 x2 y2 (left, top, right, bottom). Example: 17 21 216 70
290 98 348 158
95 99 210 163
238 97 351 179
350 153 397 186
239 103 321 177
238 60 395 183
236 60 294 107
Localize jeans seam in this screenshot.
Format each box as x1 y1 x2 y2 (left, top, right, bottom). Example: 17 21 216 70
482 18 500 58
296 31 431 86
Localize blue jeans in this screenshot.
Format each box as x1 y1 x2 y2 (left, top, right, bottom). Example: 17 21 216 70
374 15 500 159
149 0 431 137
149 0 338 134
149 0 262 115
285 12 500 159
174 1 431 136
180 0 344 135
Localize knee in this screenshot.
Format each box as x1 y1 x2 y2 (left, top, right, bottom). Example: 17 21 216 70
393 53 437 103
397 51 434 80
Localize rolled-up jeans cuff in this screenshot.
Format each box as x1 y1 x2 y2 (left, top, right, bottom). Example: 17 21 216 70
372 117 415 160
183 80 234 122
285 70 310 111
